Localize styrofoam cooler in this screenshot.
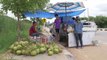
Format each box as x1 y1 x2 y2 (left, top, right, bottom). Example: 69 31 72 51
68 31 96 47
82 31 96 45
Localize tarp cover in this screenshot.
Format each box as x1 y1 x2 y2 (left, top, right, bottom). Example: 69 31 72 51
24 9 85 18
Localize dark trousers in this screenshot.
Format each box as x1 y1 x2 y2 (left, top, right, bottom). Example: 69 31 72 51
31 33 40 37
59 32 68 47
74 33 83 48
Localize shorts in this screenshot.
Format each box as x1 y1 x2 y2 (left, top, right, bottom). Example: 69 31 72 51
55 29 59 33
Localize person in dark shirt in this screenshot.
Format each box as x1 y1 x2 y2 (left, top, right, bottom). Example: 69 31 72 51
29 21 39 37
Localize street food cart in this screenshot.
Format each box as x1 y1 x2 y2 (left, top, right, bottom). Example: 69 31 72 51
68 21 97 47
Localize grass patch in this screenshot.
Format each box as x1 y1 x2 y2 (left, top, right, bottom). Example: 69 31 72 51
0 15 31 53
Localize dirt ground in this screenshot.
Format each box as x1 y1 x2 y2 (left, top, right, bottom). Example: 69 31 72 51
67 44 107 60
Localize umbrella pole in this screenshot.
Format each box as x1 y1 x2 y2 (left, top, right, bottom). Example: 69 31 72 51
65 3 67 23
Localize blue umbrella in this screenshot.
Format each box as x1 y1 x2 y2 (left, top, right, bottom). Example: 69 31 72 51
52 9 86 24
55 9 86 17
48 2 85 13
48 2 86 22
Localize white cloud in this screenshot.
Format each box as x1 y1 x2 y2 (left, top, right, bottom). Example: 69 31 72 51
1 0 107 19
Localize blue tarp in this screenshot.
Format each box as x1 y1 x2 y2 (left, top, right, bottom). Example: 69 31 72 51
24 11 54 18
24 9 85 18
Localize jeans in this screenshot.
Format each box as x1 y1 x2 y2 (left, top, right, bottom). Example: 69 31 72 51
74 33 83 48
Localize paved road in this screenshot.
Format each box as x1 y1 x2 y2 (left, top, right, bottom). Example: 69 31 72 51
67 31 107 60
94 31 107 44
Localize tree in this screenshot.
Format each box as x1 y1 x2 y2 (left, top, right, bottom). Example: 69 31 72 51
0 0 50 40
81 16 107 28
46 3 53 9
95 16 107 28
80 17 88 20
88 16 95 21
0 9 6 16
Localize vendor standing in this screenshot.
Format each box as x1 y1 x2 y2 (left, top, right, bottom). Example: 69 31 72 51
74 16 83 48
54 14 61 41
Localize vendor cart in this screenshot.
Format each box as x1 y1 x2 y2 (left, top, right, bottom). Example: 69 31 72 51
68 21 97 47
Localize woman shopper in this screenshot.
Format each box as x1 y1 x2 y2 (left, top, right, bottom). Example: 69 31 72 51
54 14 61 41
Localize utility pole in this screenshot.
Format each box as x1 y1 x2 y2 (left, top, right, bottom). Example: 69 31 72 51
85 0 90 21
87 8 90 21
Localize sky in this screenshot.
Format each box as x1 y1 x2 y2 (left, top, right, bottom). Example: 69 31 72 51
50 0 107 17
5 0 107 19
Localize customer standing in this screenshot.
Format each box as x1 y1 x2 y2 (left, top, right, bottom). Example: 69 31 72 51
74 16 83 48
54 14 61 41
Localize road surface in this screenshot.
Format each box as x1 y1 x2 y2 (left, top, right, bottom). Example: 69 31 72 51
94 31 107 44
68 31 107 60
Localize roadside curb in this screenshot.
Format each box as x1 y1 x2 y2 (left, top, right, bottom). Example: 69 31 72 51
58 43 75 60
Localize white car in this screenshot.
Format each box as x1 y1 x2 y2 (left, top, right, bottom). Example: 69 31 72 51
82 21 97 32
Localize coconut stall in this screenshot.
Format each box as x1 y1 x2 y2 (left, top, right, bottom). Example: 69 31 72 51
6 1 98 60
23 2 97 48
47 2 96 47
7 10 74 60
8 1 97 59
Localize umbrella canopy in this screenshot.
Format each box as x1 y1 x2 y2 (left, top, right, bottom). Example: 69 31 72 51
48 2 85 13
54 9 86 17
54 9 86 23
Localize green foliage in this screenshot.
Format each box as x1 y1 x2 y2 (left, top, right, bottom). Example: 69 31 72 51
0 15 17 53
95 16 107 28
0 15 31 53
21 20 31 38
80 17 88 20
81 16 107 28
0 0 50 16
0 0 50 40
88 16 95 21
0 9 6 16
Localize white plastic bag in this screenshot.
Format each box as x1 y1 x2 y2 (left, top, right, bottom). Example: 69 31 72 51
67 26 74 32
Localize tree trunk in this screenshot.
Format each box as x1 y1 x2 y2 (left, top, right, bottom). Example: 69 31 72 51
17 13 21 40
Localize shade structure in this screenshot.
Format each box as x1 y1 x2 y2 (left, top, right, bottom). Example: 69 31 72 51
48 2 85 13
54 9 86 24
24 12 34 18
24 9 85 18
24 2 85 18
53 9 86 17
24 11 54 18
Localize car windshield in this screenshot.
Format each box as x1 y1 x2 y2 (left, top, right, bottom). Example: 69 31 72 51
83 23 91 25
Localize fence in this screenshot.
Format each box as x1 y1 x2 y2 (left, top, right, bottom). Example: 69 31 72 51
97 28 107 31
